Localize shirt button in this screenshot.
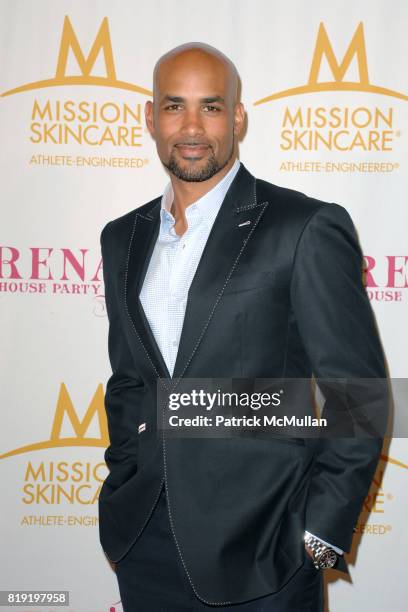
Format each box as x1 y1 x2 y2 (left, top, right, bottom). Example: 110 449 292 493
172 340 178 347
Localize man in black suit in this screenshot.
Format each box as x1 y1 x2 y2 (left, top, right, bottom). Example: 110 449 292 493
98 42 387 611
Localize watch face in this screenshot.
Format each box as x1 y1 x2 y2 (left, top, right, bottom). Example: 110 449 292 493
318 549 338 569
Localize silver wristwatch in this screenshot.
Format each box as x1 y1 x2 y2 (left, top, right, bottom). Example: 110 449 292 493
304 533 338 570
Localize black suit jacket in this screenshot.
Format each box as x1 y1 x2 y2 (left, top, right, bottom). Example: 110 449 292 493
98 162 387 605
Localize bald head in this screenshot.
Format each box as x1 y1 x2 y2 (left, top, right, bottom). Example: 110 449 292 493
153 42 240 105
145 42 245 183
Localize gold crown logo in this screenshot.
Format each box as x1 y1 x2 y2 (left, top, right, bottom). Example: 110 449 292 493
0 383 109 459
1 16 152 97
254 22 408 105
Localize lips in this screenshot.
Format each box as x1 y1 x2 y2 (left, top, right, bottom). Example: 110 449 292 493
175 143 210 156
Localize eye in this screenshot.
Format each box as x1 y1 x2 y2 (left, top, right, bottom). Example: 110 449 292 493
164 104 183 111
203 105 221 112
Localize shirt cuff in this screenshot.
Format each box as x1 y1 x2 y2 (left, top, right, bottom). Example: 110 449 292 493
305 530 344 555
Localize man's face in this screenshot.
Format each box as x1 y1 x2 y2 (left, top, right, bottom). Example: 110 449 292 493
145 52 244 182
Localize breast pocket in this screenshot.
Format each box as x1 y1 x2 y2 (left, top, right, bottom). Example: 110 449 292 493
222 270 275 296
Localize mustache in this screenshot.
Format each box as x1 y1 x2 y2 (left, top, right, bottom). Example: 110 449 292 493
174 142 212 147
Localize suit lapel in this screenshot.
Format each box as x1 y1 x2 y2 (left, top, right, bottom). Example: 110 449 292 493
125 163 270 385
125 199 173 380
172 164 269 380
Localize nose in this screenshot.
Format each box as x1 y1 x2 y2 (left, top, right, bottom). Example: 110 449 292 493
180 107 204 138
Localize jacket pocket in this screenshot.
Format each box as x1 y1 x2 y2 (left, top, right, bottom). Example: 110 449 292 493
222 270 275 295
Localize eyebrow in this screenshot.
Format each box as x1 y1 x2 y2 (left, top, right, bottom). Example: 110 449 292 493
161 95 226 105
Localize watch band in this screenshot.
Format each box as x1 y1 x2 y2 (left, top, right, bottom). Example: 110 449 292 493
304 533 338 570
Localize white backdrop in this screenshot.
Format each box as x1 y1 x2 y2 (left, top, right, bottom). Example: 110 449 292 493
1 1 407 610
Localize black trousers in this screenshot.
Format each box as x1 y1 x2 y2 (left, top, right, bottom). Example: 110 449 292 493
115 485 324 611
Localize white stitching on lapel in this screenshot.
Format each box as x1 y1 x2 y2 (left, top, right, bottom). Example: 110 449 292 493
172 199 269 388
136 212 153 221
236 200 268 213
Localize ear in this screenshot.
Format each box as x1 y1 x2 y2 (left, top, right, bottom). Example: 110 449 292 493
145 101 155 138
233 102 245 137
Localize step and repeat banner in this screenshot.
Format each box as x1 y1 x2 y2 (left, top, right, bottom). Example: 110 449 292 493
1 1 407 610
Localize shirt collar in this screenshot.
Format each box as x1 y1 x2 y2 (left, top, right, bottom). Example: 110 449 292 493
160 158 241 229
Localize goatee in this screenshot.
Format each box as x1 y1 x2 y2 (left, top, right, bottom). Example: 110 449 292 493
163 146 233 182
